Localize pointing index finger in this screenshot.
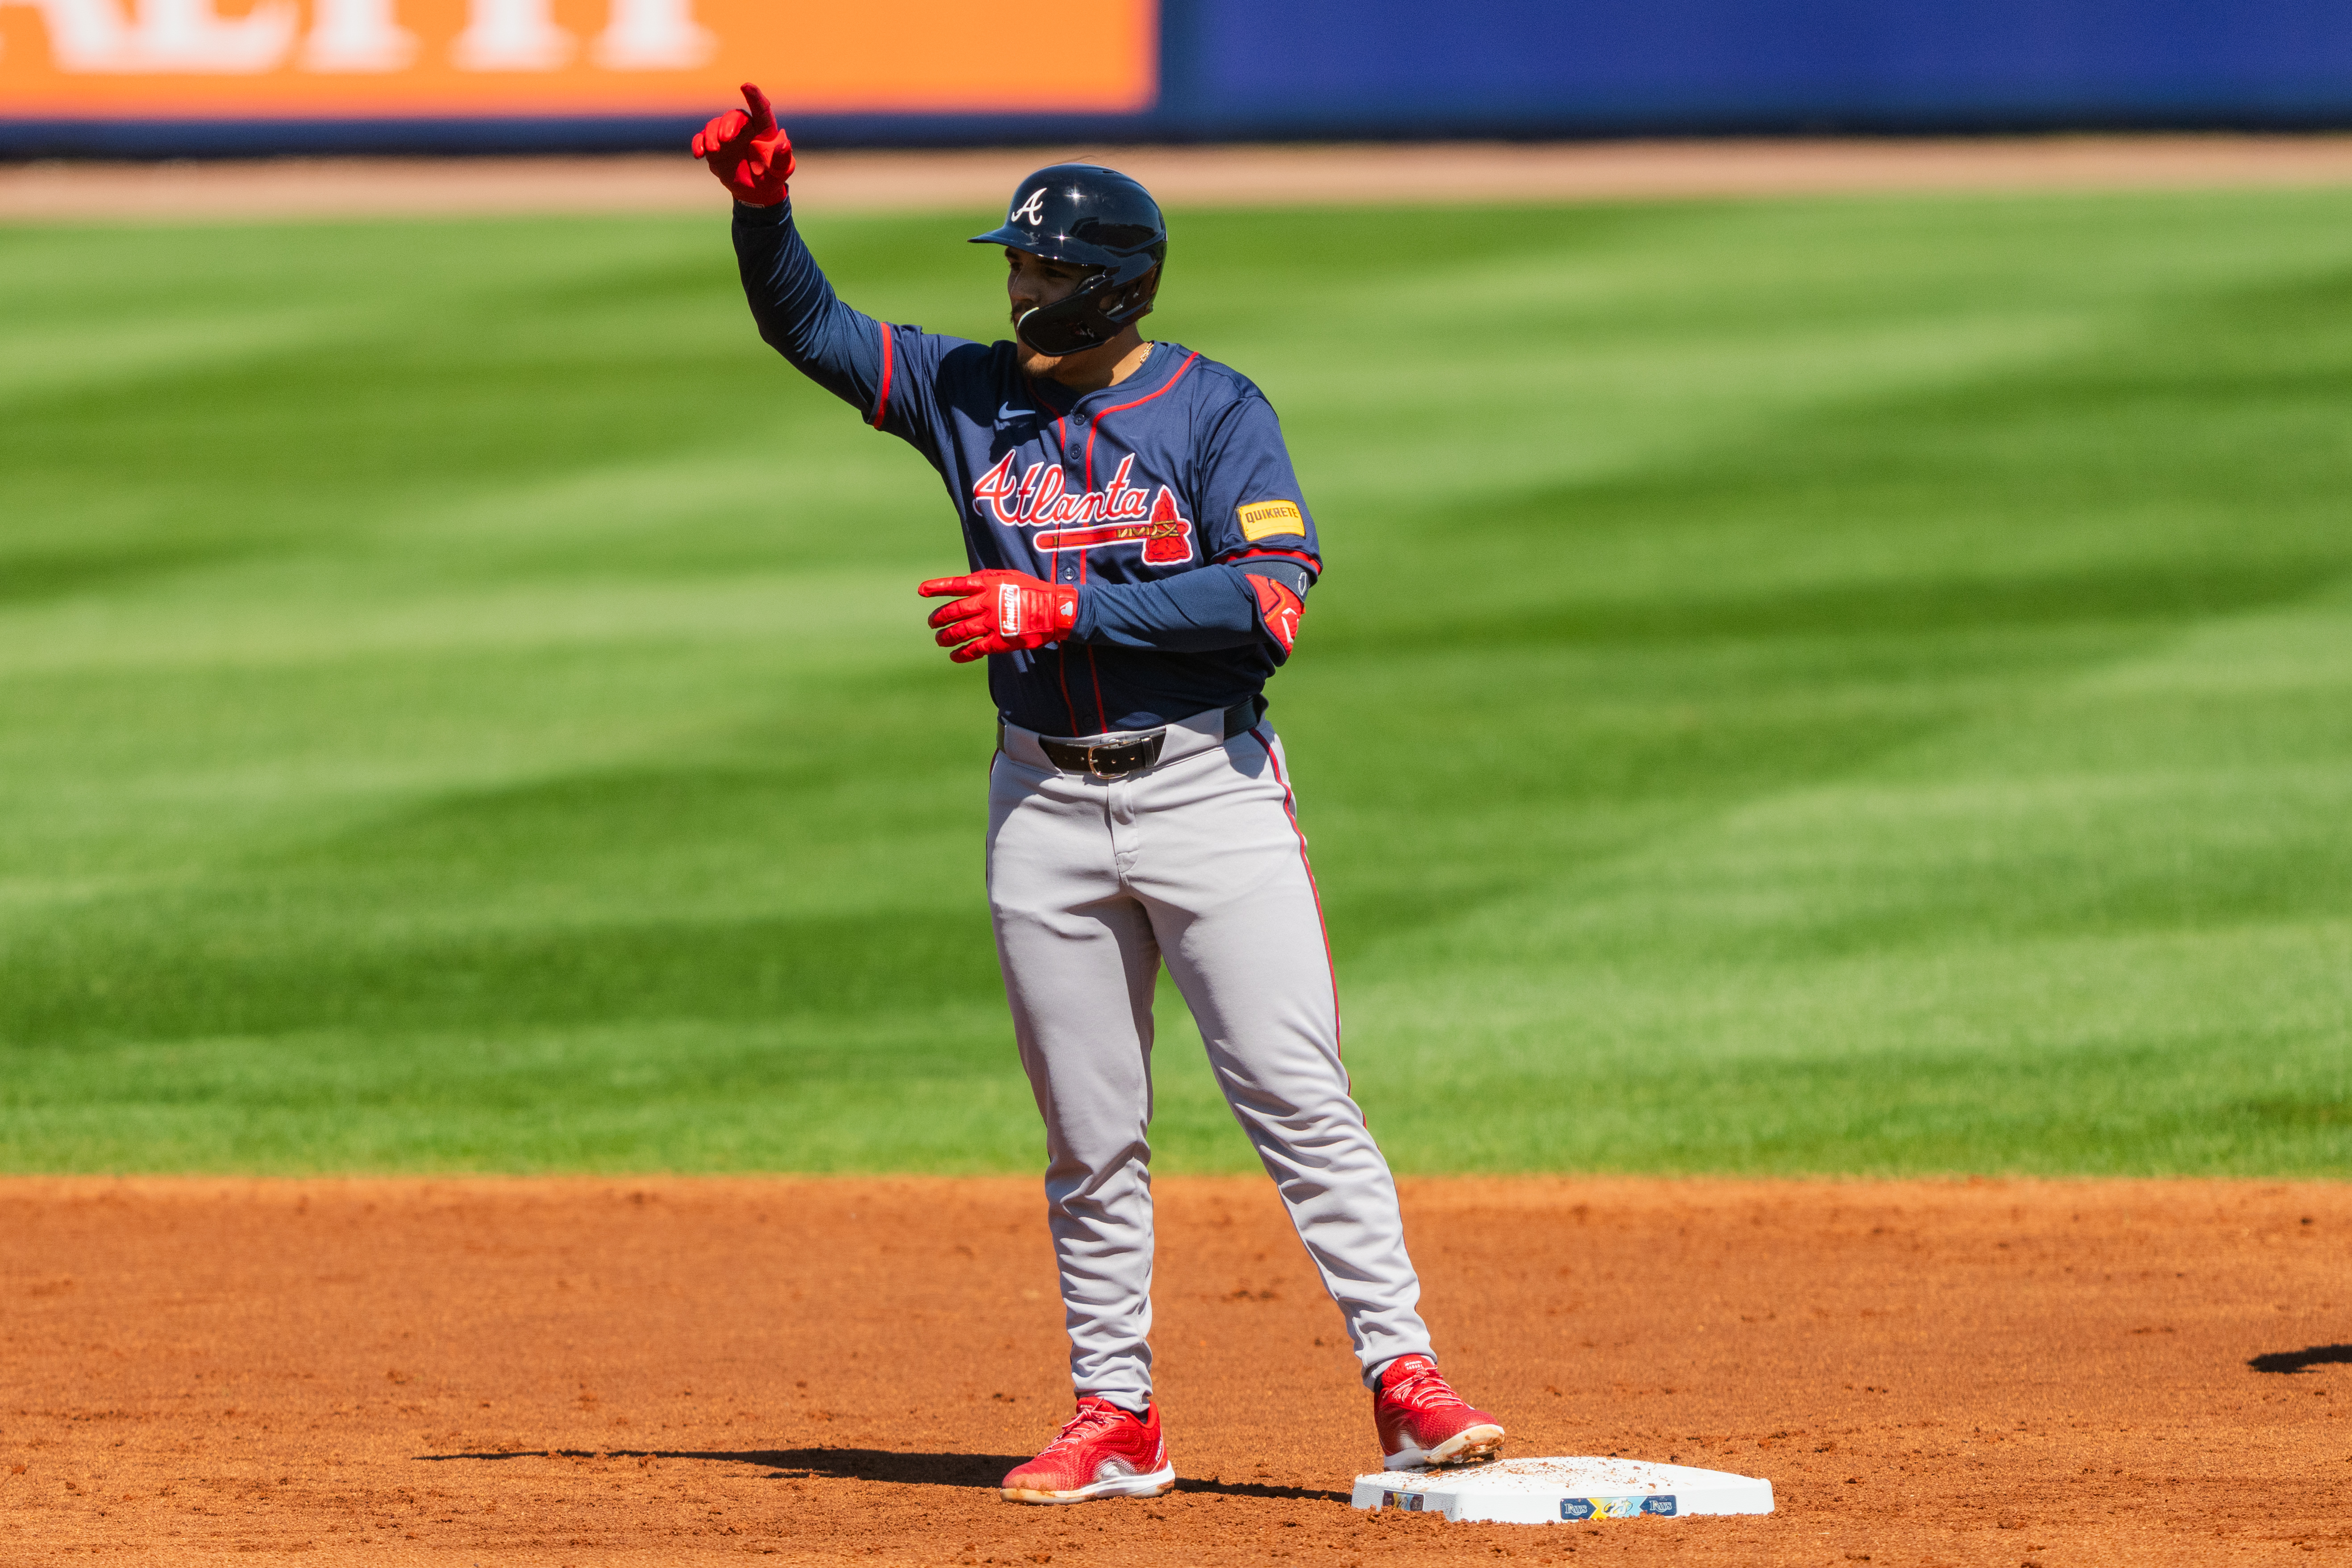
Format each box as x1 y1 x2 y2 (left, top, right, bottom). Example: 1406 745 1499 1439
740 82 776 138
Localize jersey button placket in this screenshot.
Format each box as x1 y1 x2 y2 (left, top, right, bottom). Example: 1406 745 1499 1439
1058 417 1084 583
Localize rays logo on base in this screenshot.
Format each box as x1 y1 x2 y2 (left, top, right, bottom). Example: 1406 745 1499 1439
1561 1495 1677 1520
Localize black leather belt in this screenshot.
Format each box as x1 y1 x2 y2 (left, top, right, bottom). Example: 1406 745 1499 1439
1029 700 1259 779
1040 732 1164 778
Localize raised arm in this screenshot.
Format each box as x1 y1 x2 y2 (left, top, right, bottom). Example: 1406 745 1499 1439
693 83 888 416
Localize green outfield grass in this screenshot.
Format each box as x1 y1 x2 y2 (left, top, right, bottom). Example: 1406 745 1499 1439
2 187 2348 1176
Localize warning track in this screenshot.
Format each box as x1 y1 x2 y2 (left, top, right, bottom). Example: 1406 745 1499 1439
0 1176 2344 1564
8 134 2352 223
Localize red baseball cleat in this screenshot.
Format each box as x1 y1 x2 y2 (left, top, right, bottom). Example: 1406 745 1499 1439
1374 1355 1506 1470
1001 1396 1176 1504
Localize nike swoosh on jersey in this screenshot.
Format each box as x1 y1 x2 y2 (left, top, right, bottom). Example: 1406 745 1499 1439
995 402 1030 424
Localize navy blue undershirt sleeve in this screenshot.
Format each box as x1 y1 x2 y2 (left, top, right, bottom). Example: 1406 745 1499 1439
730 200 885 415
1072 558 1316 656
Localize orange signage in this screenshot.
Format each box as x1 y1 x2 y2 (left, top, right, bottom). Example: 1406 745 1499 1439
0 0 1157 118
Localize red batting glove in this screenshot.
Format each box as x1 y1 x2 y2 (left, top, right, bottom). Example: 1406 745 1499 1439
691 83 794 207
919 570 1079 663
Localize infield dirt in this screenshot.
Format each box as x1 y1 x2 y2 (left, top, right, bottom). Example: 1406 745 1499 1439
0 1177 2344 1565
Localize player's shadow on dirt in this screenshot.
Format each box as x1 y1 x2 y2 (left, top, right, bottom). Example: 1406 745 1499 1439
416 1447 1346 1500
2248 1344 2352 1375
1172 1477 1350 1502
416 1447 1016 1485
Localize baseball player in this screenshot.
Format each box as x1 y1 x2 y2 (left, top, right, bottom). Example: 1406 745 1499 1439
694 85 1504 1504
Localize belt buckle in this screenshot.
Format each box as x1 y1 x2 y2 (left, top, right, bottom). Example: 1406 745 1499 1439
1081 736 1159 778
1039 730 1164 778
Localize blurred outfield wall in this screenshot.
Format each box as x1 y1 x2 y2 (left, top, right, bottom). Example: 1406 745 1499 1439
4 0 2352 156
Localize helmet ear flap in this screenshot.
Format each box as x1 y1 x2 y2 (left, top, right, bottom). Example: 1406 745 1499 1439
1093 263 1160 333
1124 262 1162 319
1015 254 1161 357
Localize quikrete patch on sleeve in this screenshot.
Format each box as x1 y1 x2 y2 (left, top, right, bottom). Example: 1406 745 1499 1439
1237 500 1307 541
1247 572 1305 653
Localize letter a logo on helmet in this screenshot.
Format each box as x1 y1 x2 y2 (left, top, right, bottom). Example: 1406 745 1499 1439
1009 188 1048 226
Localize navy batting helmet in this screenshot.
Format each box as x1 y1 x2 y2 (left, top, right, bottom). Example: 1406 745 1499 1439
970 163 1166 357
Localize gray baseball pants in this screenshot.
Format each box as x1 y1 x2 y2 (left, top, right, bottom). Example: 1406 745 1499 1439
987 703 1434 1410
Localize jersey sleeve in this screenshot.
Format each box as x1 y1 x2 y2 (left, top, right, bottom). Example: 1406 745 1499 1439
1194 392 1322 577
732 200 967 458
1073 563 1286 654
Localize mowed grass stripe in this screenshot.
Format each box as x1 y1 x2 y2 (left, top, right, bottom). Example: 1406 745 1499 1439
0 191 2347 1173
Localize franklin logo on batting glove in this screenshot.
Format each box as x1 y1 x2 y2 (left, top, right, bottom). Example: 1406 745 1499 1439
920 570 1078 663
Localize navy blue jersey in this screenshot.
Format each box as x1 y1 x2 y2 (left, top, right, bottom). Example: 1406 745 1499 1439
734 201 1320 736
